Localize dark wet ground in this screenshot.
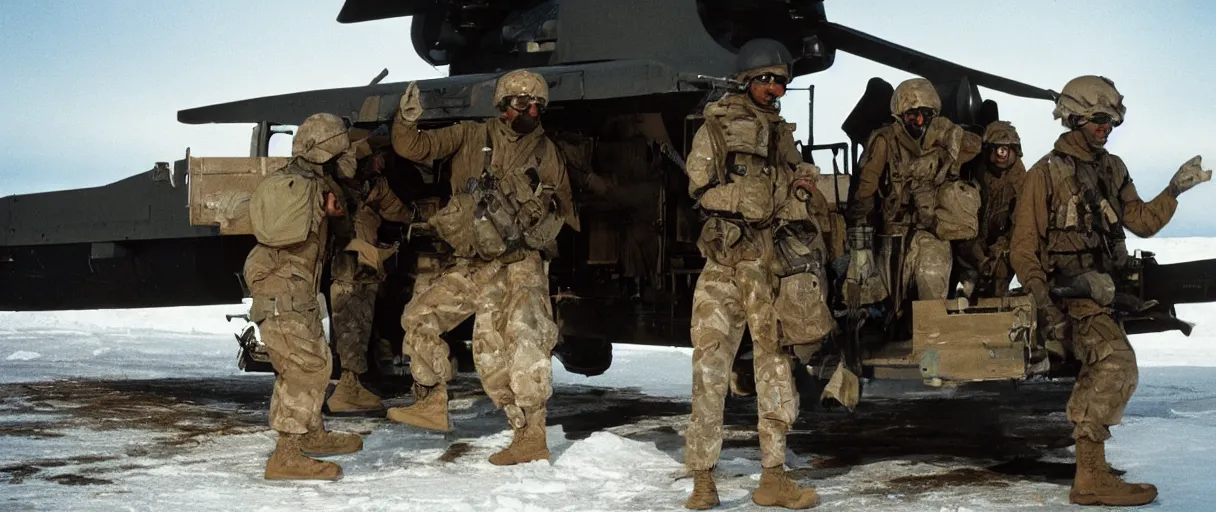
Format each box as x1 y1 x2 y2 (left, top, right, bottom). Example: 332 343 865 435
0 373 1079 491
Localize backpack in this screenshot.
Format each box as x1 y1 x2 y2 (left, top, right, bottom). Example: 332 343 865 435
249 167 320 248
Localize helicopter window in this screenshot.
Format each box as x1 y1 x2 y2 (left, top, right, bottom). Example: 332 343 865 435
267 126 297 157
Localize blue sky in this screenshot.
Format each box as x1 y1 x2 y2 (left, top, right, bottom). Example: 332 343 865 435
1 0 1214 235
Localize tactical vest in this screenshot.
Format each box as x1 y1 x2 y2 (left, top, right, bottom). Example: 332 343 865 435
1041 152 1129 278
699 111 800 226
431 125 562 262
871 124 964 233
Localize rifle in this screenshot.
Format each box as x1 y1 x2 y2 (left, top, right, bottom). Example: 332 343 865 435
692 74 748 93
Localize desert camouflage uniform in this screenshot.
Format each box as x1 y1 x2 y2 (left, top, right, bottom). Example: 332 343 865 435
325 145 416 413
330 173 413 375
956 121 1027 297
245 113 364 480
1012 75 1211 506
682 86 828 475
388 70 576 465
847 78 981 301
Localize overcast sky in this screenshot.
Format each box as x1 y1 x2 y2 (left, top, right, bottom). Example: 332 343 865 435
2 0 1214 235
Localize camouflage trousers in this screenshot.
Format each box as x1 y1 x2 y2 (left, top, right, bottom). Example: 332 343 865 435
330 278 379 375
252 280 331 435
401 251 558 429
685 259 799 471
1066 301 1139 442
886 230 952 300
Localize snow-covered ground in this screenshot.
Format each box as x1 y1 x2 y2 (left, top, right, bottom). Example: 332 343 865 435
1 237 1215 511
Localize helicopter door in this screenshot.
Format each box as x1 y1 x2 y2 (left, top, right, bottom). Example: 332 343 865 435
186 153 290 235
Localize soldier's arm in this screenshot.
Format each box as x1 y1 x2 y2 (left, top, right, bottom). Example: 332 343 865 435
957 131 983 169
685 126 716 199
539 144 580 232
1113 157 1178 238
369 179 415 224
1009 163 1050 290
844 135 888 225
391 119 469 166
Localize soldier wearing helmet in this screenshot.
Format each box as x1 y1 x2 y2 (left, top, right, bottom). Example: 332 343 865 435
955 120 1027 299
681 38 825 510
244 112 365 480
386 69 577 466
1010 75 1211 507
324 134 416 417
845 77 983 307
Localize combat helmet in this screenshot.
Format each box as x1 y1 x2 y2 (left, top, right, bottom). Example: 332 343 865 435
982 120 1023 157
292 113 350 164
494 69 549 110
1053 75 1125 128
735 38 793 79
890 78 942 117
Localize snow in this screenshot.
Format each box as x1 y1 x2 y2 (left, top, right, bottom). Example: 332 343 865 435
1 236 1215 510
6 350 40 361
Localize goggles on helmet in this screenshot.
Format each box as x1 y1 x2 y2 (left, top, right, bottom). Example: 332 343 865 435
1084 112 1122 127
504 94 547 112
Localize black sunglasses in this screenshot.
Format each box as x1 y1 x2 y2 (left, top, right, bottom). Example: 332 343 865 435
751 73 790 86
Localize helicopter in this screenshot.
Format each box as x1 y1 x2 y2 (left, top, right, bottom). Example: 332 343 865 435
1 0 1209 401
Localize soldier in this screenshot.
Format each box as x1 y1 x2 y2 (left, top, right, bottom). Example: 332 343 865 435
244 113 364 480
845 78 982 304
682 39 826 510
1011 75 1211 506
385 69 577 466
955 121 1027 298
326 140 415 415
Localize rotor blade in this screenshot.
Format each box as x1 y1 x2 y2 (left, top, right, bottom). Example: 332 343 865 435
336 0 429 24
819 22 1059 102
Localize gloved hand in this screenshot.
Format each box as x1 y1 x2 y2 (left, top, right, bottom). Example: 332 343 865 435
1168 155 1212 198
398 82 423 124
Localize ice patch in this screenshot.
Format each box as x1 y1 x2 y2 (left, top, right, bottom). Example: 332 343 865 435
7 350 41 361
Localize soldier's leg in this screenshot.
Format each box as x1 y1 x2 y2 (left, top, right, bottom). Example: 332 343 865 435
259 304 348 480
487 253 557 465
386 265 479 431
683 261 747 510
1067 310 1157 506
328 279 384 413
910 231 952 300
740 262 818 509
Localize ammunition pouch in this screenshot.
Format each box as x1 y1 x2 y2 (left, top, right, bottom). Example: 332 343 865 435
776 271 833 347
933 180 981 241
429 193 507 261
476 186 523 253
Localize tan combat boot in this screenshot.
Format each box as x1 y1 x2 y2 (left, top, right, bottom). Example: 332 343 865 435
488 408 550 466
300 428 364 457
752 466 819 509
386 382 451 432
1070 438 1158 506
684 469 720 510
326 370 384 414
264 433 343 481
